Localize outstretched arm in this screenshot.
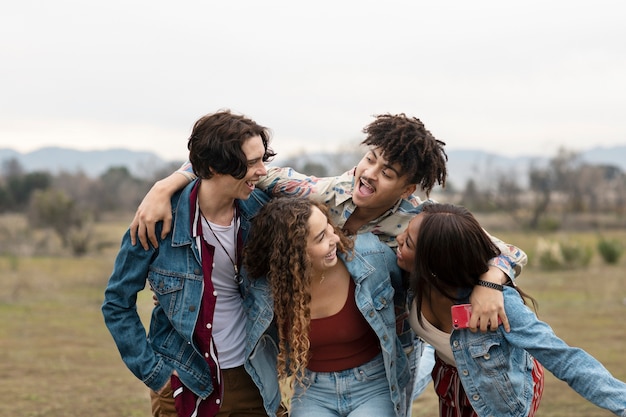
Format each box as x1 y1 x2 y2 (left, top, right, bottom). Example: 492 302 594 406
130 171 192 250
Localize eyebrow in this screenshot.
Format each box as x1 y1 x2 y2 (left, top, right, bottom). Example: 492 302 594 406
371 148 401 176
311 219 330 242
313 227 326 242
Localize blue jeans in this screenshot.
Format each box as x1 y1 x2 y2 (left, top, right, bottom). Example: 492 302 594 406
412 343 435 401
290 354 396 417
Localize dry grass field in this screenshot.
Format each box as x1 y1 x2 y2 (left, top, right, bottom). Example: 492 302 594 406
0 213 624 417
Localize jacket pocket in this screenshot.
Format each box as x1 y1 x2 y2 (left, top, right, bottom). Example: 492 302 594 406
468 338 508 375
148 270 186 317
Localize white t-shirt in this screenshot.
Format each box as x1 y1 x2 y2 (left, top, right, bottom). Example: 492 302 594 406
201 216 247 369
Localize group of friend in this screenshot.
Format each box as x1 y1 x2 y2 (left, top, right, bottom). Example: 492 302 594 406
102 110 626 417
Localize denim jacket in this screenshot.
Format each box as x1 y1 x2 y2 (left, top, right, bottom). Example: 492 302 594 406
101 180 260 399
452 287 626 417
242 232 411 417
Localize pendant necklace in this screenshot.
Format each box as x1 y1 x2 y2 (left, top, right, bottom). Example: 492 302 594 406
202 212 240 283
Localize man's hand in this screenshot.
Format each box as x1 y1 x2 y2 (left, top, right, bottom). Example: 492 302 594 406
468 266 511 333
129 173 188 249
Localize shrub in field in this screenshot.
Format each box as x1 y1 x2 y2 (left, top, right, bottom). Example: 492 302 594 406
597 238 623 264
560 240 593 268
536 238 565 271
535 238 593 270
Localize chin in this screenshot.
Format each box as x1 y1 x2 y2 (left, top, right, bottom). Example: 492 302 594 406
351 193 368 207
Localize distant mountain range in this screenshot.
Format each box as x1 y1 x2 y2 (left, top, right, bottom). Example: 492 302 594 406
1 145 625 188
0 147 176 180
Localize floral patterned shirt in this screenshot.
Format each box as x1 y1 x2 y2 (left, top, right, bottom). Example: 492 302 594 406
177 163 527 279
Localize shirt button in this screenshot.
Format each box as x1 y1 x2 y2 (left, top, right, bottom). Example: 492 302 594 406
194 268 201 274
189 306 196 312
462 370 469 376
452 340 459 348
206 323 212 329
473 394 480 401
213 290 218 296
216 399 221 405
205 352 209 358
484 353 491 360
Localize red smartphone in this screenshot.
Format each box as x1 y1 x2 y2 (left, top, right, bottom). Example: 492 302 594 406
451 304 502 329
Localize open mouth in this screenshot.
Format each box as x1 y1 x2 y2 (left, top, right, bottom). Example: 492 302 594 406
245 180 256 190
325 248 337 260
357 179 375 196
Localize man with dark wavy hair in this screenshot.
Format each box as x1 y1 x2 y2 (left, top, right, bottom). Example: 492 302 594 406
102 109 283 417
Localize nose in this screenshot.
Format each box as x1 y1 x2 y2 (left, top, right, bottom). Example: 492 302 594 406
362 165 377 180
329 226 340 243
397 230 406 246
257 162 268 176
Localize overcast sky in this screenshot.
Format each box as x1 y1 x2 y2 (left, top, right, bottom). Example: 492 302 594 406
2 0 625 162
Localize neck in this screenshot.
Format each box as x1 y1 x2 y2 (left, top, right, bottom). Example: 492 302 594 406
198 180 236 226
343 206 391 234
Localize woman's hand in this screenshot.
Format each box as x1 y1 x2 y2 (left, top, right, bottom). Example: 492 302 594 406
469 266 510 333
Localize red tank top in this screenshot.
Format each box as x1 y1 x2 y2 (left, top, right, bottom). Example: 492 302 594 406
307 279 380 372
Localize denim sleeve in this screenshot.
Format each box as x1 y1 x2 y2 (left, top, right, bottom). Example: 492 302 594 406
381 242 413 351
239 189 271 218
101 231 170 391
503 290 626 415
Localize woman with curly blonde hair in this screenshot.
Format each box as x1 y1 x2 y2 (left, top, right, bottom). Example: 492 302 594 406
243 196 410 417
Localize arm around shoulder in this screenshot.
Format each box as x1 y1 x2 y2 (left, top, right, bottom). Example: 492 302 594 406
130 171 190 249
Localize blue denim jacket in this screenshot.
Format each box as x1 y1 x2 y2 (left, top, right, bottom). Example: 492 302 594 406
242 232 411 417
101 181 261 399
452 287 626 417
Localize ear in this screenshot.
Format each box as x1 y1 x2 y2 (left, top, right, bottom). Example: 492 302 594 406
400 183 417 199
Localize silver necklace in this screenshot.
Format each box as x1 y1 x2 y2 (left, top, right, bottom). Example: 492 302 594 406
202 212 240 282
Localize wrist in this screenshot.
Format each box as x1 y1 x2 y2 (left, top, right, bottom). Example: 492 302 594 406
175 170 195 183
154 172 190 195
485 265 508 285
477 280 504 291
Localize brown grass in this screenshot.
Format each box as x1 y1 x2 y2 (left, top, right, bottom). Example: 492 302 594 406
0 215 624 417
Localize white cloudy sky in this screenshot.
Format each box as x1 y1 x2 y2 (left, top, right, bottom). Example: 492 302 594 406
2 0 625 161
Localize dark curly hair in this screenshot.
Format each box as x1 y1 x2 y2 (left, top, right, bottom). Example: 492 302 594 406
188 109 275 180
244 197 354 389
362 113 447 197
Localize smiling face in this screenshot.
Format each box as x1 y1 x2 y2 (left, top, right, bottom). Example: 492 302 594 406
352 147 417 215
221 135 268 200
306 205 341 278
396 213 424 272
